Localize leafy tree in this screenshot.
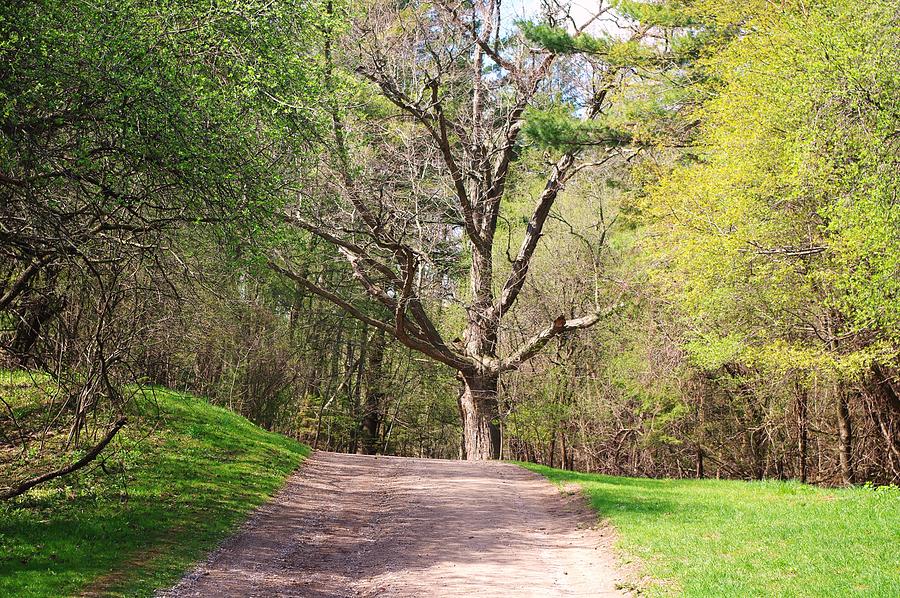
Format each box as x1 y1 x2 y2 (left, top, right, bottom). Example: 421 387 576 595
641 0 900 482
0 0 331 460
0 0 330 360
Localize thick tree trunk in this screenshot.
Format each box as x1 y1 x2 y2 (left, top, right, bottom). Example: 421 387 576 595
459 373 501 460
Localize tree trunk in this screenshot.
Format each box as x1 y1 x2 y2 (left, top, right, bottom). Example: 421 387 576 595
746 428 765 480
459 373 501 460
866 365 900 471
349 325 369 455
837 391 854 485
797 391 808 483
360 328 385 455
8 291 61 365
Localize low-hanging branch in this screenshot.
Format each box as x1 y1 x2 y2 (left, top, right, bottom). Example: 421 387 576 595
267 256 472 371
0 417 127 501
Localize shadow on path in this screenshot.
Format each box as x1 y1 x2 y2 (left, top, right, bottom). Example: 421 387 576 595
159 452 626 597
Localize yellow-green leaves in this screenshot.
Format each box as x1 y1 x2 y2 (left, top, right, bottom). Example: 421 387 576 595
644 0 900 382
612 0 696 28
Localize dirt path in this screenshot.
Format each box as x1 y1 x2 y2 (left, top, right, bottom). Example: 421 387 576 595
160 452 627 597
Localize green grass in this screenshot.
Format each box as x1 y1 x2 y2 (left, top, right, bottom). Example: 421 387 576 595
0 383 309 597
521 464 900 597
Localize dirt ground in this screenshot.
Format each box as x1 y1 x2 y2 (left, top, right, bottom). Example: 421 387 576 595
159 452 627 597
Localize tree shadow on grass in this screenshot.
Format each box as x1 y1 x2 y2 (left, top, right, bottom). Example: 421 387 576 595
0 389 309 597
518 465 688 519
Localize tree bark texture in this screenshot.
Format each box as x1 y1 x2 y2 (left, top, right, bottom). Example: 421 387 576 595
459 373 501 460
837 391 854 484
797 392 809 483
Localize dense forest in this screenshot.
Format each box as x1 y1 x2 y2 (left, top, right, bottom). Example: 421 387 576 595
2 0 899 488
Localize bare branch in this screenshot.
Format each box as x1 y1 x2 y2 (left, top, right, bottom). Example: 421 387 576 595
494 152 578 317
0 255 54 311
283 212 400 281
1 417 127 501
268 257 471 371
285 210 459 361
499 303 624 372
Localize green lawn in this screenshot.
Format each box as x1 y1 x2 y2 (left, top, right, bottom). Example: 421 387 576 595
521 463 900 597
0 382 309 597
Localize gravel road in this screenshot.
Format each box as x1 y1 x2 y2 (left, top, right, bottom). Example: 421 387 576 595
159 452 626 597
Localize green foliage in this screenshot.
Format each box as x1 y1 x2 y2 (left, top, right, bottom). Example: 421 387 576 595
518 21 613 55
505 369 575 451
606 39 657 68
517 19 657 67
613 0 695 27
643 0 900 377
0 0 333 247
0 382 309 597
683 333 746 371
525 464 900 597
523 106 632 150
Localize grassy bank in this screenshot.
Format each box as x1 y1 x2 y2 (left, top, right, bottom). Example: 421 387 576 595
0 374 309 597
521 463 900 597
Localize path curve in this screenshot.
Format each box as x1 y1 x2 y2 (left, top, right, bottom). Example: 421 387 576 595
160 452 626 597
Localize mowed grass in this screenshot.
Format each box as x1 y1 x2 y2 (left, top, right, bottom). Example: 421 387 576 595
0 379 309 597
521 463 900 597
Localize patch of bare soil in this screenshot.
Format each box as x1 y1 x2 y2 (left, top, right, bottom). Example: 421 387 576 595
158 452 628 597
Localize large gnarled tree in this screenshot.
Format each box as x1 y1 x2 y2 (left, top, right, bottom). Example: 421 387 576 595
272 0 661 458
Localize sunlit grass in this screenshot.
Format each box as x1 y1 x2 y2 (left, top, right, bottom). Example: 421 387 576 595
0 383 309 597
521 463 900 597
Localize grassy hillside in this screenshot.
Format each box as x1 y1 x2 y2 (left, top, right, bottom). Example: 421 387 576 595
0 373 309 597
522 463 900 597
